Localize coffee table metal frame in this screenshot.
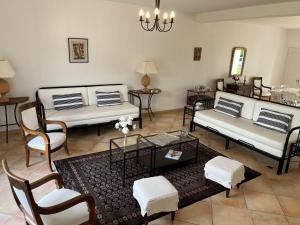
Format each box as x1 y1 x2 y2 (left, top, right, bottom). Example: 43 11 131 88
109 134 155 186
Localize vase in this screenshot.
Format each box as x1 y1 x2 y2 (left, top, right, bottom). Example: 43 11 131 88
123 135 127 151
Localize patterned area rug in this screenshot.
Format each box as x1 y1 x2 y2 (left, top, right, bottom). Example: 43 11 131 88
54 143 260 225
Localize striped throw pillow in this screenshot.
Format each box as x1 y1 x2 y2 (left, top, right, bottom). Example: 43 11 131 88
214 97 244 118
254 108 293 133
52 93 83 110
96 91 121 107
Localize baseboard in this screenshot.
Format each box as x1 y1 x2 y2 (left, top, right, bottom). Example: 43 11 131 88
142 108 183 116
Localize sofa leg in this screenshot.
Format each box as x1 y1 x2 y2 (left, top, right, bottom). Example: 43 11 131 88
97 126 101 136
190 121 195 132
139 118 143 129
277 159 284 175
171 211 175 221
226 189 230 198
225 139 230 150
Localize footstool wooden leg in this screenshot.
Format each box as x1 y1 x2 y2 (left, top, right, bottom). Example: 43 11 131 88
171 211 175 221
237 183 241 189
226 189 230 198
144 213 148 225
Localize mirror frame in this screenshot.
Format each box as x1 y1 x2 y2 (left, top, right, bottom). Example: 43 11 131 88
229 47 247 77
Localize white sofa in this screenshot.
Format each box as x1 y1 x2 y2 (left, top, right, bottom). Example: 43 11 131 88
191 91 300 174
36 84 142 132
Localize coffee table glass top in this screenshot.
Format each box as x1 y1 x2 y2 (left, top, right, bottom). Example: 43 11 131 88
110 134 154 152
145 130 198 147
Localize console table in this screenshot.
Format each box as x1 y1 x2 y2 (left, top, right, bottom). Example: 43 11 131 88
0 97 29 143
226 83 252 96
129 88 161 121
183 89 215 126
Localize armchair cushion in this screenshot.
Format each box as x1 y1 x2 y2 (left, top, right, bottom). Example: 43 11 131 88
37 189 89 225
254 89 271 97
27 133 66 150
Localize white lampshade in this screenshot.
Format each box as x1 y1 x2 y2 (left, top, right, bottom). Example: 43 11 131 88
0 61 15 78
136 61 158 75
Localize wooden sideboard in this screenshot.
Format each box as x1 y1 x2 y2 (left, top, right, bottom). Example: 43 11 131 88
226 83 252 96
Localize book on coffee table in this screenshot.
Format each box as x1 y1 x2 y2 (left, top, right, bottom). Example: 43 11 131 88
165 149 182 160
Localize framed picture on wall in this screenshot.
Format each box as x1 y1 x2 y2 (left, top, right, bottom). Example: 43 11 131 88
193 47 202 61
68 38 89 63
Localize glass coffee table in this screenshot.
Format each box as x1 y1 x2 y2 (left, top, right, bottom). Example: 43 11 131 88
109 131 199 186
144 131 199 174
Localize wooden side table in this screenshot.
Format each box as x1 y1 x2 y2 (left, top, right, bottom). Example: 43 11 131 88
0 97 29 143
226 83 252 96
129 89 161 121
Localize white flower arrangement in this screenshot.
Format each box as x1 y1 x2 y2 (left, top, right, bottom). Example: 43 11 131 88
115 116 137 135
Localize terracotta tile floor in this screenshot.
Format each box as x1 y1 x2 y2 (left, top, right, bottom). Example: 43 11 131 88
0 110 300 225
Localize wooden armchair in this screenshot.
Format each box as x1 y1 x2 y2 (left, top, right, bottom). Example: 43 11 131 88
2 160 95 225
216 79 225 91
19 102 69 171
252 77 271 100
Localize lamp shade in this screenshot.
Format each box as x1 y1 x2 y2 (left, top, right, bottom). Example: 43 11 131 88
136 61 158 75
0 61 15 78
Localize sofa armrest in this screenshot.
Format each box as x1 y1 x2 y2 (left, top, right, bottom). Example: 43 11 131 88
261 84 271 90
283 126 300 157
128 92 142 118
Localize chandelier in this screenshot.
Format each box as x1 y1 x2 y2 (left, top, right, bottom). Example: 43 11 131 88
139 0 175 32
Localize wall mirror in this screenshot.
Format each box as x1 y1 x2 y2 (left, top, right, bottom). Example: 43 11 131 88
229 47 247 77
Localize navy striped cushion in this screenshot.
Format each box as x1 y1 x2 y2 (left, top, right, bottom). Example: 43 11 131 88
96 91 121 107
214 97 244 117
52 93 83 110
254 108 293 133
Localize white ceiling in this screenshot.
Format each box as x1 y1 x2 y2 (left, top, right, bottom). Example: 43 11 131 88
105 0 299 13
242 16 300 29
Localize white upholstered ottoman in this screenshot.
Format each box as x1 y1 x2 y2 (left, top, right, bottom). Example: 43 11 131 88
204 156 245 197
133 176 179 225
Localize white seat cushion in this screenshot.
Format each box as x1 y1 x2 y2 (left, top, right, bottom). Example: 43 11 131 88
204 156 245 189
37 189 89 225
133 176 179 216
195 110 286 150
44 102 139 128
45 102 138 122
27 132 66 150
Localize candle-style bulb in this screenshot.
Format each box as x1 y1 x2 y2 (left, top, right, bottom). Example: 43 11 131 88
145 11 150 19
139 9 144 17
163 12 168 20
170 11 175 18
154 8 159 15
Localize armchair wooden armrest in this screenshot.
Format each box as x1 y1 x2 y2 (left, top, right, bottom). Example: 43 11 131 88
44 120 67 133
21 124 50 146
31 173 63 189
262 84 271 90
38 194 95 219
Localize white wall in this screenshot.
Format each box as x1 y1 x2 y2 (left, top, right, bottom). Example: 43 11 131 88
281 30 300 87
0 0 288 129
203 21 287 86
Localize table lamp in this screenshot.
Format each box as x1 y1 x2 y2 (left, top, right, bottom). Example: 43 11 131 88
136 61 158 91
0 60 15 103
